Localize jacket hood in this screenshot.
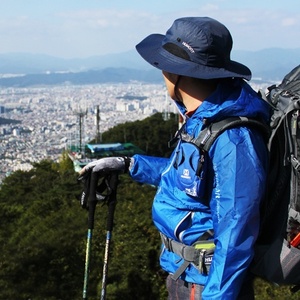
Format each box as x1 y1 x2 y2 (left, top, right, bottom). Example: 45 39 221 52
176 78 270 126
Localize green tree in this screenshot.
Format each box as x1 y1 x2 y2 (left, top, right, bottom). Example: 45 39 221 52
0 159 86 299
0 156 165 299
101 112 179 157
1 116 300 299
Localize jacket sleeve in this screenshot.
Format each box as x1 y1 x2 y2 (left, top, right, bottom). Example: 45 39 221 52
202 128 268 300
129 154 169 186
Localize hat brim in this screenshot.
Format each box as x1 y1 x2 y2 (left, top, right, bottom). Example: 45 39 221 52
136 34 251 81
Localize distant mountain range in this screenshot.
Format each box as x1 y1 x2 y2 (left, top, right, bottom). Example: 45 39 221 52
0 48 299 87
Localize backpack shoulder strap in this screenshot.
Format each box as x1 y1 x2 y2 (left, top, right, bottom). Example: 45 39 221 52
192 117 270 152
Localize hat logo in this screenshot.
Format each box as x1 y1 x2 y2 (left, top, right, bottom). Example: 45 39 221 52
182 41 195 54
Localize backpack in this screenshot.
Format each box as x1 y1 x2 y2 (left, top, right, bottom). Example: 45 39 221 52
252 65 300 288
180 65 300 288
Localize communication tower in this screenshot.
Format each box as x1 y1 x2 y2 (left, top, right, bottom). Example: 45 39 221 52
73 107 88 156
94 105 102 143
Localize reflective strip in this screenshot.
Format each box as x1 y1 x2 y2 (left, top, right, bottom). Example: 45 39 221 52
194 240 215 250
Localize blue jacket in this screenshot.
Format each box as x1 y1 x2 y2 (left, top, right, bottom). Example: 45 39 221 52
129 78 270 299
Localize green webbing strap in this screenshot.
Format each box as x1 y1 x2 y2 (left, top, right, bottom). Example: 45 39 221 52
160 230 214 280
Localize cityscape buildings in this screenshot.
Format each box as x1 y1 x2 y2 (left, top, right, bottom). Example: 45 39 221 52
0 80 268 183
0 82 178 183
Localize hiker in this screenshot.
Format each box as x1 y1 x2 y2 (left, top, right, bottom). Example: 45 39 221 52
80 17 270 299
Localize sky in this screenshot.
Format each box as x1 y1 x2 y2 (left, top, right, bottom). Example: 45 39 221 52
0 0 299 59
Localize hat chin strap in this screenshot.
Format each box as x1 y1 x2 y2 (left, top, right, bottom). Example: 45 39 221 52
174 75 183 103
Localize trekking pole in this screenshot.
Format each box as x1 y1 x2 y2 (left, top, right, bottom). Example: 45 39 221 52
82 171 100 300
100 172 119 300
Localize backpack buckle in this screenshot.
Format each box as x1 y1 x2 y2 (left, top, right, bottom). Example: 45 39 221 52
291 155 300 171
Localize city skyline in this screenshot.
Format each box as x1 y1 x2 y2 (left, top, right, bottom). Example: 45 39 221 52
0 79 269 183
0 1 299 59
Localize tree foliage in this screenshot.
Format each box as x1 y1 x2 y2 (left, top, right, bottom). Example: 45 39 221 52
0 159 86 299
0 157 166 299
0 114 299 299
101 112 179 157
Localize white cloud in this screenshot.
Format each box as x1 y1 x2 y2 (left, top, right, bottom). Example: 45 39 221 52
0 4 300 58
281 17 298 27
201 4 220 11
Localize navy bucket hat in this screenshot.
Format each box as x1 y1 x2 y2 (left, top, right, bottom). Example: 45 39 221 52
136 17 251 81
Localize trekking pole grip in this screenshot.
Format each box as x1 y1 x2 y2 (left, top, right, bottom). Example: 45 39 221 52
106 173 119 231
88 172 99 230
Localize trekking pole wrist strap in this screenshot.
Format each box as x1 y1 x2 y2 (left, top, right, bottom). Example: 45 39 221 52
123 156 131 173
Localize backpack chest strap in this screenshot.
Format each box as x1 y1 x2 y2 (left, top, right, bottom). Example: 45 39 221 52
195 117 270 151
177 117 269 153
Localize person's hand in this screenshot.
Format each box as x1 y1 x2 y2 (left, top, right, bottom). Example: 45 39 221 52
77 156 131 209
78 156 132 177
